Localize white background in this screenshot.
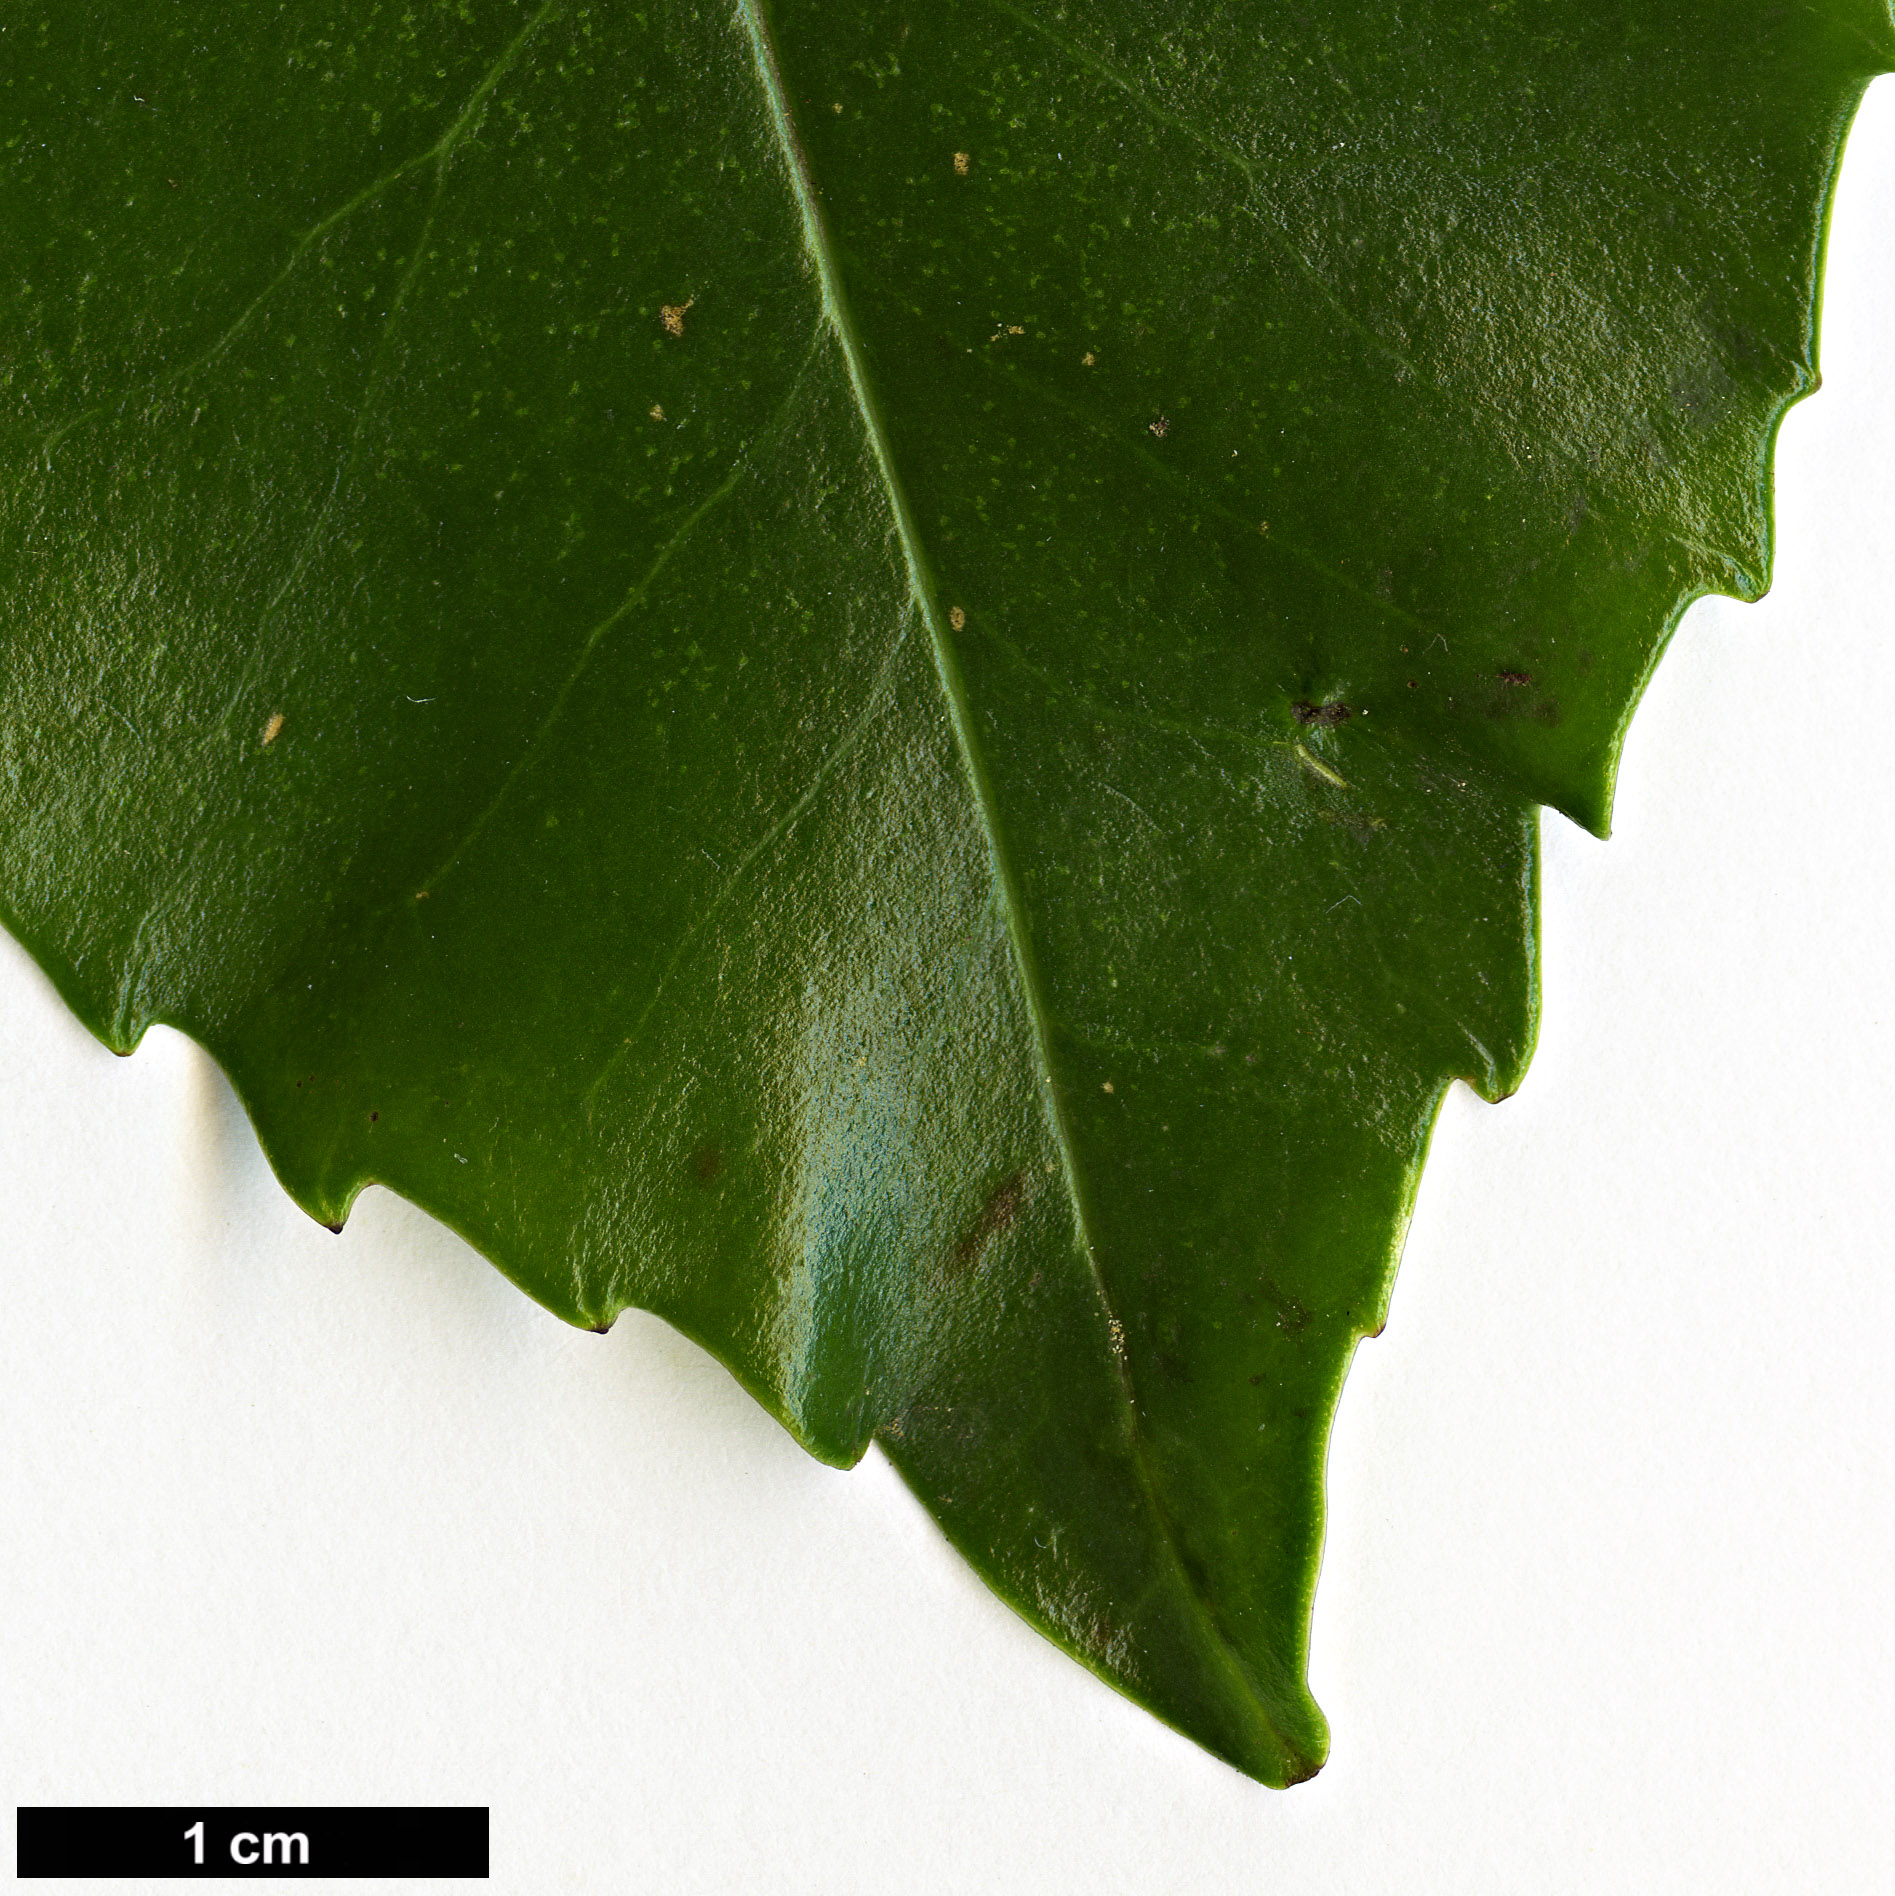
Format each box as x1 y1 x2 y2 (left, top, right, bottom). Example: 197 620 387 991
4 82 1892 1896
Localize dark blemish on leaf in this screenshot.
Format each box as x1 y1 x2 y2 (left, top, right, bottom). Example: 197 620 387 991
951 1168 1029 1273
587 1316 616 1334
1149 415 1170 438
689 1143 723 1185
369 1111 379 1123
660 299 693 337
1498 669 1531 685
1319 808 1387 837
1282 1750 1325 1789
324 1222 343 1235
1249 1374 1262 1386
948 606 966 630
262 712 284 744
1273 1294 1313 1335
1292 699 1351 726
1407 678 1418 689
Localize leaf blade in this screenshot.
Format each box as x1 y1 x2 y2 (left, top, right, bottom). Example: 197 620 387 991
1 0 1888 1784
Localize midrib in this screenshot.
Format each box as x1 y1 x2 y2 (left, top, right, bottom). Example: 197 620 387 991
731 0 1097 1276
732 0 1278 1756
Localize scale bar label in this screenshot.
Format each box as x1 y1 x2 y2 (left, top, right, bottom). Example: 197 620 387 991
16 1808 489 1878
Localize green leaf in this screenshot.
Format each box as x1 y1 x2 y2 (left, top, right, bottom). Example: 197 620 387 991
2 0 1887 1783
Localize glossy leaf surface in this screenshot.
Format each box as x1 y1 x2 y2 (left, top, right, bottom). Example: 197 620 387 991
2 0 1887 1782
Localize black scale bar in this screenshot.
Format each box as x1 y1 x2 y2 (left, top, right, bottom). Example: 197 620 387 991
17 1808 488 1878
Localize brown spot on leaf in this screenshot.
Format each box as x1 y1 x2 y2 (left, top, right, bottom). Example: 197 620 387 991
1149 415 1170 438
1498 669 1531 686
953 150 971 174
660 299 693 338
1292 699 1352 727
689 1143 723 1185
951 1168 1028 1273
948 606 966 631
